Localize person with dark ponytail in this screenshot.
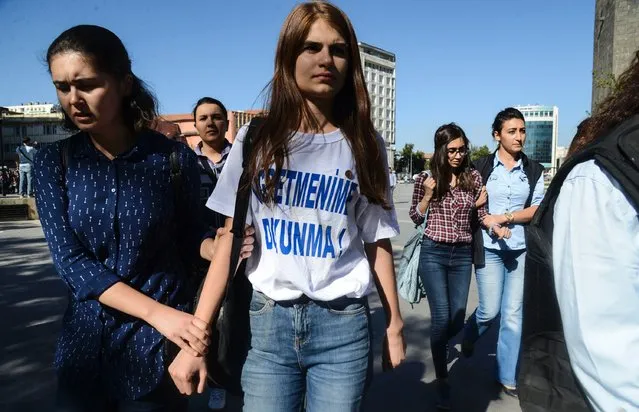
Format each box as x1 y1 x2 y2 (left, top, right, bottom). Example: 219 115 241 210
409 123 488 410
35 25 253 410
461 107 544 399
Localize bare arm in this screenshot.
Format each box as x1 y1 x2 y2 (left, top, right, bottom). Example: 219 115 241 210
366 238 405 368
98 282 209 357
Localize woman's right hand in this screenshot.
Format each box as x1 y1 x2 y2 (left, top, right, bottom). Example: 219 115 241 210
147 305 211 357
422 176 436 200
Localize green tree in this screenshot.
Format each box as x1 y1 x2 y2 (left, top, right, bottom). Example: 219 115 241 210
413 150 426 173
395 143 428 175
469 145 492 162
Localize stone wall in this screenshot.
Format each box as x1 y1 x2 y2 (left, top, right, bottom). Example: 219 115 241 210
592 0 639 110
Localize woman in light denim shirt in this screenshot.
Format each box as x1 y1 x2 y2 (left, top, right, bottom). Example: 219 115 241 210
462 107 545 397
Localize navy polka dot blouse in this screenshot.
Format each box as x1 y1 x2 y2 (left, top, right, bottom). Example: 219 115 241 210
34 131 206 400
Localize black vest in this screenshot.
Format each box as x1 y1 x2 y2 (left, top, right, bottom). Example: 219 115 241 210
518 115 639 412
471 152 544 266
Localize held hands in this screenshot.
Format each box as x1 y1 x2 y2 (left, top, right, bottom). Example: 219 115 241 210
168 349 208 395
215 226 256 259
148 307 211 357
422 177 436 200
382 322 406 371
492 225 512 240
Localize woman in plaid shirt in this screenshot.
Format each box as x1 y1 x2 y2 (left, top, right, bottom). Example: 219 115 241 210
409 123 488 410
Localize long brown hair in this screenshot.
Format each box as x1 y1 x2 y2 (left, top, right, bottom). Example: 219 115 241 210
249 1 389 208
430 123 474 200
576 50 639 153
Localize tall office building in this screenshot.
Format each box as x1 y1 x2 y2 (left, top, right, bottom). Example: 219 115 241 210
515 105 559 174
592 0 639 110
359 42 396 168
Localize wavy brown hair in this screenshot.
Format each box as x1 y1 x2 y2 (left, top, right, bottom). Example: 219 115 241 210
576 50 639 153
249 1 388 208
430 123 474 200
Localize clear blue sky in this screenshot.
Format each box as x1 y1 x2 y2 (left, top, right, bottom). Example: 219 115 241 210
0 0 595 152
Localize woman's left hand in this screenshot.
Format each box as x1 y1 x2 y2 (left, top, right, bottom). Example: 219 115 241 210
168 349 208 396
211 226 256 259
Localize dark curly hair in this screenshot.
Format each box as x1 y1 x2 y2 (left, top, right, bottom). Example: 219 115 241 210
577 50 639 152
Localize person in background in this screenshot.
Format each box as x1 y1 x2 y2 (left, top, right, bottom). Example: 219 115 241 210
16 136 37 198
191 96 233 410
462 107 545 399
409 123 488 410
389 167 397 198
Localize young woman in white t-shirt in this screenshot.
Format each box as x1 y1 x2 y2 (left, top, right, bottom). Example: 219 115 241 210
167 2 406 410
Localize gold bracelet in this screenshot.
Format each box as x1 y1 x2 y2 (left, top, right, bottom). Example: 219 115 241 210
504 211 514 224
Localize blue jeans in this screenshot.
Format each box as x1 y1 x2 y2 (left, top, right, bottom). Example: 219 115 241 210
19 164 33 196
241 290 372 412
464 248 526 387
418 236 472 379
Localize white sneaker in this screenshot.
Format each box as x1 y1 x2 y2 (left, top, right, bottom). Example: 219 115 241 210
208 387 227 410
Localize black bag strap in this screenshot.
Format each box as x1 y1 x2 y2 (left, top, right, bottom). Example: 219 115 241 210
226 118 265 287
197 156 218 186
19 146 35 164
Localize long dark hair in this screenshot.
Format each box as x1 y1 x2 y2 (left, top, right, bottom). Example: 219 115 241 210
250 2 389 208
46 25 158 133
577 50 639 151
430 123 474 200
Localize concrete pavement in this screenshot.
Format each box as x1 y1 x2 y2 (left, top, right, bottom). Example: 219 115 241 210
0 184 521 411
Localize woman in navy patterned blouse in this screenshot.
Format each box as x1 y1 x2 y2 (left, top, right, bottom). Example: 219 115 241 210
35 25 238 411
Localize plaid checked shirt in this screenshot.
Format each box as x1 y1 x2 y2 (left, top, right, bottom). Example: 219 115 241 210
409 170 487 244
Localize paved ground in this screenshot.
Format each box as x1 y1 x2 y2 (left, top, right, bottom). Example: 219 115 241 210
0 184 521 411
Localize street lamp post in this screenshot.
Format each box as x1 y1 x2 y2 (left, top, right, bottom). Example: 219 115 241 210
409 152 413 178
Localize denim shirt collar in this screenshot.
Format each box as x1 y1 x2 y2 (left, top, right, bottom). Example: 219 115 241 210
494 151 523 171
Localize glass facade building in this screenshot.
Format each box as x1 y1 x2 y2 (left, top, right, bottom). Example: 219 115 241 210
515 105 559 174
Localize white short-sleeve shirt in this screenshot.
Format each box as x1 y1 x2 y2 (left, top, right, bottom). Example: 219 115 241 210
206 127 399 301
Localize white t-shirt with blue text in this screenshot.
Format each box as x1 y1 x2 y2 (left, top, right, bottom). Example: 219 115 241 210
206 127 399 301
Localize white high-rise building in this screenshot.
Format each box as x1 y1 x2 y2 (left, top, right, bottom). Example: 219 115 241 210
514 105 559 175
359 42 396 168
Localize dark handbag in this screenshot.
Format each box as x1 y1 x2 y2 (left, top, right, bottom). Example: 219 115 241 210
204 118 264 395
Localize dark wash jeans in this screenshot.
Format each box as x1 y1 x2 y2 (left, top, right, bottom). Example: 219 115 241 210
418 236 472 378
